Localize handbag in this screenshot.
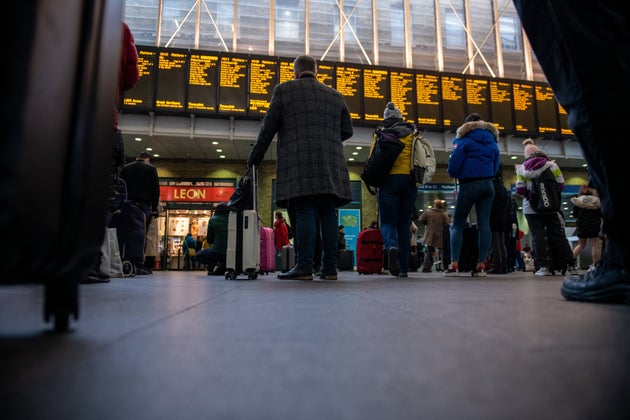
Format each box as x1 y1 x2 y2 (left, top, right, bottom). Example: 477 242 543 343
100 227 123 277
188 247 197 257
227 167 254 211
361 129 405 195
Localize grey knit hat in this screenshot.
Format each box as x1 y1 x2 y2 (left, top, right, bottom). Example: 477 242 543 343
383 102 403 120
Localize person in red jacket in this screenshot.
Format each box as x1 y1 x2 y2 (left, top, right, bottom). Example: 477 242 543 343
274 211 290 257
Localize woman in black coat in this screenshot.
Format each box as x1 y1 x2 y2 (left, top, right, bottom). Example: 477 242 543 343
571 185 603 268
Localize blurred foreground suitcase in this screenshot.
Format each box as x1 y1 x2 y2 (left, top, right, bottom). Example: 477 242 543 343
458 224 479 273
1 1 124 331
337 249 354 271
259 226 275 274
356 229 384 274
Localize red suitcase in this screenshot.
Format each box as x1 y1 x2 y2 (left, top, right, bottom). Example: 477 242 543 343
356 229 385 274
259 226 275 274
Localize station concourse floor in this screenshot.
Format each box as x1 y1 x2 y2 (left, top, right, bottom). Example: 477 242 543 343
2 268 629 420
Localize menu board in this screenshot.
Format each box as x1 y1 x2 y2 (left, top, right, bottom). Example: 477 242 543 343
389 68 416 123
363 66 390 122
415 71 442 128
155 48 188 112
122 46 157 111
512 82 537 134
121 46 574 139
489 79 514 133
187 50 219 113
465 76 490 120
248 55 278 115
335 64 363 121
534 83 559 135
440 73 466 129
217 52 248 115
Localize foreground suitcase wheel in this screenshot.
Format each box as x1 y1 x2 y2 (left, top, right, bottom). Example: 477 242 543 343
225 269 237 280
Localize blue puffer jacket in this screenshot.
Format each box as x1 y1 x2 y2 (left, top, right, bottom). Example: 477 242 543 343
447 120 500 181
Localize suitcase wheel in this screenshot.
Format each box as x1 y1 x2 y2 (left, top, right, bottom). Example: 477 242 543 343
225 269 237 280
247 271 258 280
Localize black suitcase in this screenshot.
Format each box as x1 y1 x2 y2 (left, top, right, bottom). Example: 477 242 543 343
1 1 124 331
337 249 354 271
458 225 479 273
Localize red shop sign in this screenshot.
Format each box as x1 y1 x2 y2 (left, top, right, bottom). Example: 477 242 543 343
159 186 234 203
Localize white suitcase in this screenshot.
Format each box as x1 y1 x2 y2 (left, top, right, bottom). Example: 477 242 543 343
225 210 260 279
225 166 261 280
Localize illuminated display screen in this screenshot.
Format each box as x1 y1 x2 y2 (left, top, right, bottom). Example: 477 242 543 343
316 60 336 89
155 48 188 112
389 68 416 123
248 55 278 116
335 64 363 122
489 79 515 133
122 46 573 138
122 46 157 111
187 50 219 113
512 82 537 134
363 66 390 123
465 76 490 121
441 73 466 129
534 83 559 135
218 52 248 115
415 71 442 129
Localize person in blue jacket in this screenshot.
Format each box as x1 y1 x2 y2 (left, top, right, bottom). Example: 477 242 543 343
444 113 500 277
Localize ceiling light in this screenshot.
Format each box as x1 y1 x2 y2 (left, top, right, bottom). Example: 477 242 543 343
146 147 153 151
510 156 517 160
348 157 355 161
212 141 219 145
219 155 226 159
216 149 223 152
153 154 160 157
352 152 358 155
134 137 142 142
355 146 363 150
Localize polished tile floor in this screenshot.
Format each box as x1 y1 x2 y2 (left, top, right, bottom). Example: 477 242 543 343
2 268 629 420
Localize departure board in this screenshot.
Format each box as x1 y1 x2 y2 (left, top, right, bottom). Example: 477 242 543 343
465 76 490 120
122 46 157 112
489 79 514 133
218 53 248 115
534 83 559 135
415 71 442 129
512 82 537 134
440 73 466 129
155 48 188 112
187 50 219 114
336 64 363 121
363 66 390 122
278 57 294 83
121 46 576 139
389 68 416 123
316 60 336 89
557 103 573 135
248 55 278 115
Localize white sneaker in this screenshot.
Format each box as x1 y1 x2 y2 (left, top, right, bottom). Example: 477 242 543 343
534 267 553 276
567 265 579 275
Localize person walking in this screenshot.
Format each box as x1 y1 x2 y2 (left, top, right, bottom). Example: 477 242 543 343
514 139 578 276
418 199 450 273
443 113 500 277
374 102 418 278
513 1 630 301
246 54 353 281
571 184 602 269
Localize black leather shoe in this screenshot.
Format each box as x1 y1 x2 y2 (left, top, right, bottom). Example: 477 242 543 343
319 272 337 280
278 267 313 281
561 265 630 303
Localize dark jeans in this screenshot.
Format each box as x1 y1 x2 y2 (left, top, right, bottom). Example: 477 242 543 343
524 213 575 269
290 194 338 275
377 174 418 272
195 248 226 271
450 179 494 265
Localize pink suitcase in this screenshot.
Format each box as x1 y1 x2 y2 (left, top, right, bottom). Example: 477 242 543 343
259 226 276 274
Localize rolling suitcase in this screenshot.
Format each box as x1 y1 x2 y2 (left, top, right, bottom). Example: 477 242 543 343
356 229 384 274
458 224 479 273
225 167 260 280
259 226 275 274
280 245 295 272
337 249 354 271
1 1 124 331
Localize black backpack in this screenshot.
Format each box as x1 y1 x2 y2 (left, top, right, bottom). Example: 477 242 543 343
529 167 561 213
361 128 405 195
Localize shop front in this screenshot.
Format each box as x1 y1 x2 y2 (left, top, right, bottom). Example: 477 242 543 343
157 179 234 270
